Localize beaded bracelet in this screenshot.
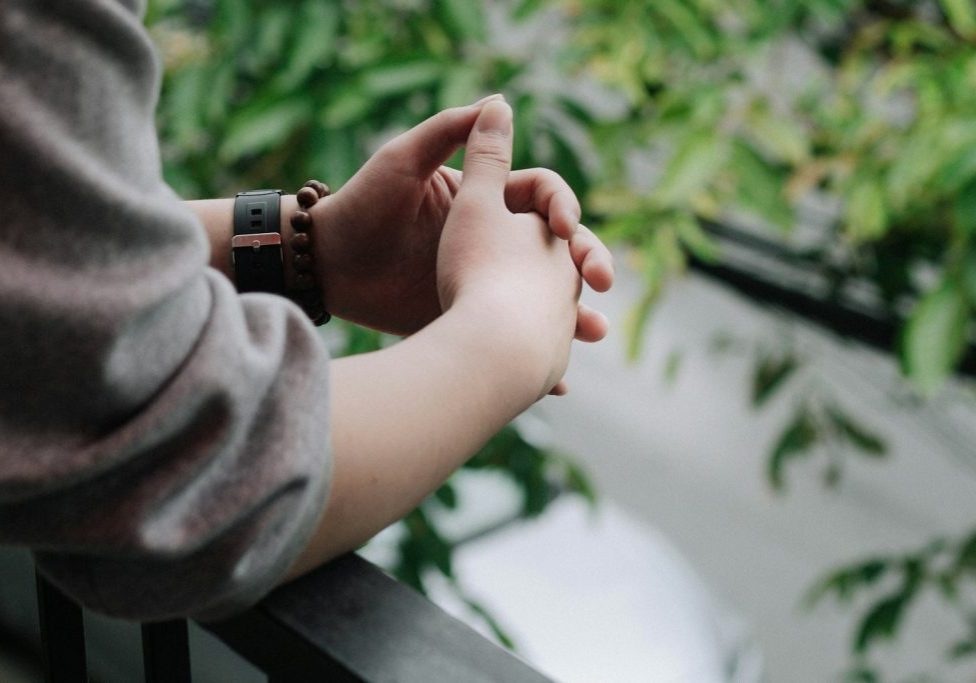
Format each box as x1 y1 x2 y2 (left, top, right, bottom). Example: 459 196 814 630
288 179 330 325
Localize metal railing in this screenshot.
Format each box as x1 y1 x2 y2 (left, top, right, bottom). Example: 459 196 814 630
34 553 552 683
694 220 976 376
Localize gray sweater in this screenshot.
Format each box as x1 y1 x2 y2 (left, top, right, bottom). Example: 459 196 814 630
0 0 332 620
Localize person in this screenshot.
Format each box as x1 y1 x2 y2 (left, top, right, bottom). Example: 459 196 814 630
0 0 614 620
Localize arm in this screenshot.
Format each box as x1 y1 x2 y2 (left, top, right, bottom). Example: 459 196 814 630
287 100 581 578
0 0 332 621
186 194 301 286
287 294 546 578
184 187 566 582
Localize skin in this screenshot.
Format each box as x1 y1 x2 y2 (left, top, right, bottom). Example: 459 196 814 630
186 99 616 577
187 96 614 350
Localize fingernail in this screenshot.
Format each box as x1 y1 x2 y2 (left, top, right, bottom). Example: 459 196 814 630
472 93 505 106
476 100 512 134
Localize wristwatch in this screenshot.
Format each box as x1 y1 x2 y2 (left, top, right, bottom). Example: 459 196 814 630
232 189 285 294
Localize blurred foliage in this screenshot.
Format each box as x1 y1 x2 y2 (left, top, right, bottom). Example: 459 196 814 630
147 0 976 674
567 0 976 394
563 1 976 675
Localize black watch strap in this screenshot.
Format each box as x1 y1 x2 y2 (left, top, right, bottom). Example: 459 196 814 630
232 189 285 295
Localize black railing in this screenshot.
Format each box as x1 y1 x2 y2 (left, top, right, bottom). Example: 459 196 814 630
694 220 976 376
33 553 552 683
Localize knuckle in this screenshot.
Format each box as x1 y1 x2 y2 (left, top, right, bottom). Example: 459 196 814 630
453 191 492 217
470 134 511 165
429 109 452 129
377 136 408 163
467 147 511 172
542 169 566 188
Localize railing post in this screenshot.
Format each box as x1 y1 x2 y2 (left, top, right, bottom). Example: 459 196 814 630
142 619 191 683
35 571 87 683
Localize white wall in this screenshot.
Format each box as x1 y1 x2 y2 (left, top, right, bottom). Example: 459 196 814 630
529 262 976 682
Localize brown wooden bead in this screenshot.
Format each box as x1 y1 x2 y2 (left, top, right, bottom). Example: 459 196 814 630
293 253 314 272
304 179 330 198
296 186 319 209
294 273 315 290
291 232 311 252
290 210 312 232
289 282 329 325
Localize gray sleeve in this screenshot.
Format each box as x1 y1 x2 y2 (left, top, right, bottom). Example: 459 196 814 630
0 0 333 620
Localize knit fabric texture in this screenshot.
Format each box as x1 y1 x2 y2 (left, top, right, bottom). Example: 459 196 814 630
0 0 333 621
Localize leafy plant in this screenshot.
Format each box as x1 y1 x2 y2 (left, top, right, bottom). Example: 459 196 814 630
807 530 976 679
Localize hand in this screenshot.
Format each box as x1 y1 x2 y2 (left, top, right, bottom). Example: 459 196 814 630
307 96 614 336
438 100 583 396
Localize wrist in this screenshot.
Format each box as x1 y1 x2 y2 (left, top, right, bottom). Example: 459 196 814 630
278 194 300 291
446 290 559 402
186 198 235 281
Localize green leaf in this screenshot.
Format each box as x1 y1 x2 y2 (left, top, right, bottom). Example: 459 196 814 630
550 143 590 200
275 1 339 91
844 666 880 683
673 214 721 263
901 280 970 394
163 65 207 150
438 65 482 110
934 145 976 196
625 284 661 362
964 247 976 306
752 354 799 408
948 639 976 660
214 0 251 51
805 559 888 607
655 133 728 205
426 533 453 578
748 111 810 165
338 323 384 357
827 407 887 457
650 0 715 58
248 7 291 72
886 128 942 209
955 530 976 572
855 590 912 653
219 97 312 162
564 461 597 506
434 483 458 509
310 126 360 186
512 0 545 21
940 0 976 38
664 350 683 386
731 141 794 230
952 180 976 236
361 60 445 99
461 596 516 649
435 0 487 42
319 84 374 128
846 179 887 243
768 407 818 490
822 461 842 488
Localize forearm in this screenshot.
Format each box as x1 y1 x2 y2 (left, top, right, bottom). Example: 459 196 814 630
185 195 301 286
285 294 546 580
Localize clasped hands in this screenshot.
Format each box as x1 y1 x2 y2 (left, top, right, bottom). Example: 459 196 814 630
306 95 614 395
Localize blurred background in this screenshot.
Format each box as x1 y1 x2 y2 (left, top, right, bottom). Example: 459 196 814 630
5 0 976 681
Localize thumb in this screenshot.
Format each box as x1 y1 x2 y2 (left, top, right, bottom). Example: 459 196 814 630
378 96 503 178
460 100 514 198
